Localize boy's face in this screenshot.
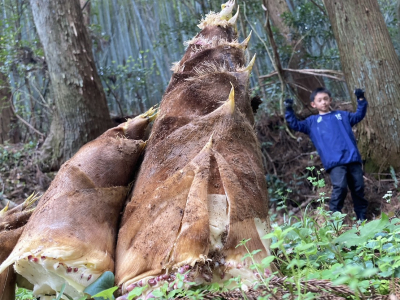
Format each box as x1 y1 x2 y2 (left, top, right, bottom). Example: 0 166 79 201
311 92 332 113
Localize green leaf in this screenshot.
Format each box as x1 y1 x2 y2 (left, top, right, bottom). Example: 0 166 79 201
262 232 276 239
151 290 164 297
332 275 350 285
128 286 147 300
270 240 284 249
91 287 118 300
241 253 252 260
84 271 116 300
261 256 275 267
334 213 389 247
361 268 379 278
167 289 181 298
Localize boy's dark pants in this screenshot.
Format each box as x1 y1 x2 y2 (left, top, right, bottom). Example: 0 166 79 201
328 162 368 220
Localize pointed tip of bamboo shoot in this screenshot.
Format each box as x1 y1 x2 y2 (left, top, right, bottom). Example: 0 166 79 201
204 134 214 150
244 54 256 73
228 6 239 25
140 105 158 120
220 0 235 20
226 84 235 114
148 111 159 123
23 192 40 209
240 30 252 49
122 121 130 134
0 201 10 216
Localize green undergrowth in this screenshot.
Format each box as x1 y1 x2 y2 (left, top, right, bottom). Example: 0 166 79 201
14 168 400 300
15 209 400 300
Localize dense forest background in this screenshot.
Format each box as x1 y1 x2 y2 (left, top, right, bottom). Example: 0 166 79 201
1 0 400 220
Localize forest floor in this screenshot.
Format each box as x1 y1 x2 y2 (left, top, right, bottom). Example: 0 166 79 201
1 108 399 225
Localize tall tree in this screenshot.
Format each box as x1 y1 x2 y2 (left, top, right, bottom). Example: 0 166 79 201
263 0 323 105
323 0 400 171
30 0 112 170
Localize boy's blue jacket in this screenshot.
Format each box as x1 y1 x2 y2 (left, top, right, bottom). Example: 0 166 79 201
285 99 368 171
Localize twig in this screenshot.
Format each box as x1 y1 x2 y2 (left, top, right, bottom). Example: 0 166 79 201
81 0 91 11
263 149 277 176
289 81 311 93
310 0 327 16
260 68 344 81
8 93 45 137
262 3 285 113
104 80 124 116
259 3 297 141
291 197 316 213
30 81 51 109
287 32 309 67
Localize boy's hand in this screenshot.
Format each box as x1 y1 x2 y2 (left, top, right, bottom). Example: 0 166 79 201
354 88 365 99
284 98 294 109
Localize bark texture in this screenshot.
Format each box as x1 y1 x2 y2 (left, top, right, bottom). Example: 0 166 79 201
0 71 19 144
323 0 400 170
30 0 112 171
263 0 323 105
0 194 37 300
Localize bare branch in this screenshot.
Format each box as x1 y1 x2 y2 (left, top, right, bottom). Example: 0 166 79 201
8 93 45 138
260 68 345 82
81 0 91 11
310 0 327 16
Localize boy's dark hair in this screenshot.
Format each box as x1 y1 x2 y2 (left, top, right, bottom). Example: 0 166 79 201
310 87 331 102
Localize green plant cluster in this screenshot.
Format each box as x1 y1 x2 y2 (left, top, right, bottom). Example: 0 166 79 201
0 141 36 172
15 164 400 300
266 210 400 298
16 211 400 300
0 141 37 201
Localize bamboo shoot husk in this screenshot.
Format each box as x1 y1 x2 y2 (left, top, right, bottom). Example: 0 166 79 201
0 110 156 300
115 2 271 297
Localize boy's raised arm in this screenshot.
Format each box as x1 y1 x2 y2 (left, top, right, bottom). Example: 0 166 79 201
284 98 310 134
349 89 368 126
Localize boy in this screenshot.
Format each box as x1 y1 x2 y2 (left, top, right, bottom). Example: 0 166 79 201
284 87 368 220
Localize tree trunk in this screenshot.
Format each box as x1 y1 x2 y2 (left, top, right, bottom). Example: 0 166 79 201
0 71 20 144
323 0 400 171
30 0 112 171
263 0 323 105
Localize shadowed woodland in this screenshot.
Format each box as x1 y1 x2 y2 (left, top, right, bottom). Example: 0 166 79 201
2 0 400 299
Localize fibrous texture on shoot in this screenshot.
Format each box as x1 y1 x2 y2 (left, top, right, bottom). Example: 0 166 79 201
115 1 271 297
0 109 157 300
0 194 38 300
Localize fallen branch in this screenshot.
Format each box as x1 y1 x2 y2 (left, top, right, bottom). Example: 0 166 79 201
180 277 360 300
260 68 344 82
